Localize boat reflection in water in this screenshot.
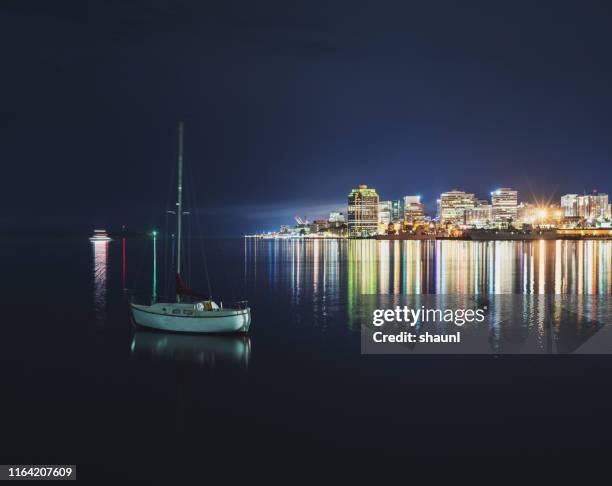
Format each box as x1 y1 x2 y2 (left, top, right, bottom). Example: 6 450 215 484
130 331 251 369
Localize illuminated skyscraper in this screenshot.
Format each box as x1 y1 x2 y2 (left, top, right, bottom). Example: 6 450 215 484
561 194 579 217
576 192 609 220
491 188 518 222
347 184 379 237
391 199 403 221
403 195 425 223
464 204 492 227
378 200 392 226
438 190 476 225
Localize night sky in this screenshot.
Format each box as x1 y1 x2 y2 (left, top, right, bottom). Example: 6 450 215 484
3 1 612 235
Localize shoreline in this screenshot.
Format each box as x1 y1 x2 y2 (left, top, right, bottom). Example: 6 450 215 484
245 234 612 241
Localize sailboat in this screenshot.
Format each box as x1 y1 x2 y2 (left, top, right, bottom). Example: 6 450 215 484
130 122 251 334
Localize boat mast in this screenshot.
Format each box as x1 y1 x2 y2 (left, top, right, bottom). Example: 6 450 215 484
176 121 184 299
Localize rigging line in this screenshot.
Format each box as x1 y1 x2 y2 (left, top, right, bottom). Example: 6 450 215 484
187 210 192 285
202 237 213 300
220 243 238 302
163 212 169 297
188 163 212 298
183 161 192 287
185 158 213 299
169 233 176 300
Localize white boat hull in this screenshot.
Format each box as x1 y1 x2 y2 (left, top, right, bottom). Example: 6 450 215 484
130 303 251 334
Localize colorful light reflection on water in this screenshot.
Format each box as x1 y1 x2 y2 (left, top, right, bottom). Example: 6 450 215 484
244 239 611 344
246 239 611 296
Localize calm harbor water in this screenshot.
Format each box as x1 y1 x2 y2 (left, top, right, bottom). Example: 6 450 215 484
2 236 612 477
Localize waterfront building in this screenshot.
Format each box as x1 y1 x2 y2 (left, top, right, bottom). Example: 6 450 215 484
491 188 518 223
310 220 330 233
561 194 579 217
347 184 380 237
329 211 345 223
576 192 610 220
378 200 392 227
438 190 476 225
391 199 403 221
403 195 425 223
464 204 492 227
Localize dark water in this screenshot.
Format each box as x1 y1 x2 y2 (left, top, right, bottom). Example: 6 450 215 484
2 237 612 479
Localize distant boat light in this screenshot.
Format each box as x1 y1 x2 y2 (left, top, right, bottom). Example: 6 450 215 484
90 229 111 242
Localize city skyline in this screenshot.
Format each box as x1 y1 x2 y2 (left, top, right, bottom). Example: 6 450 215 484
3 2 612 236
258 183 610 236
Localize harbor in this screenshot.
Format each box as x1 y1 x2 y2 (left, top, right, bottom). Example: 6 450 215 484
248 185 612 241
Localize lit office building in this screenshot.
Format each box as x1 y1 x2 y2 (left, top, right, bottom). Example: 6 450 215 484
391 199 403 221
328 211 345 223
517 203 536 224
561 194 579 217
378 200 392 226
464 204 492 227
577 192 610 220
310 220 330 233
403 195 425 223
491 188 518 222
347 184 380 237
438 190 476 225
